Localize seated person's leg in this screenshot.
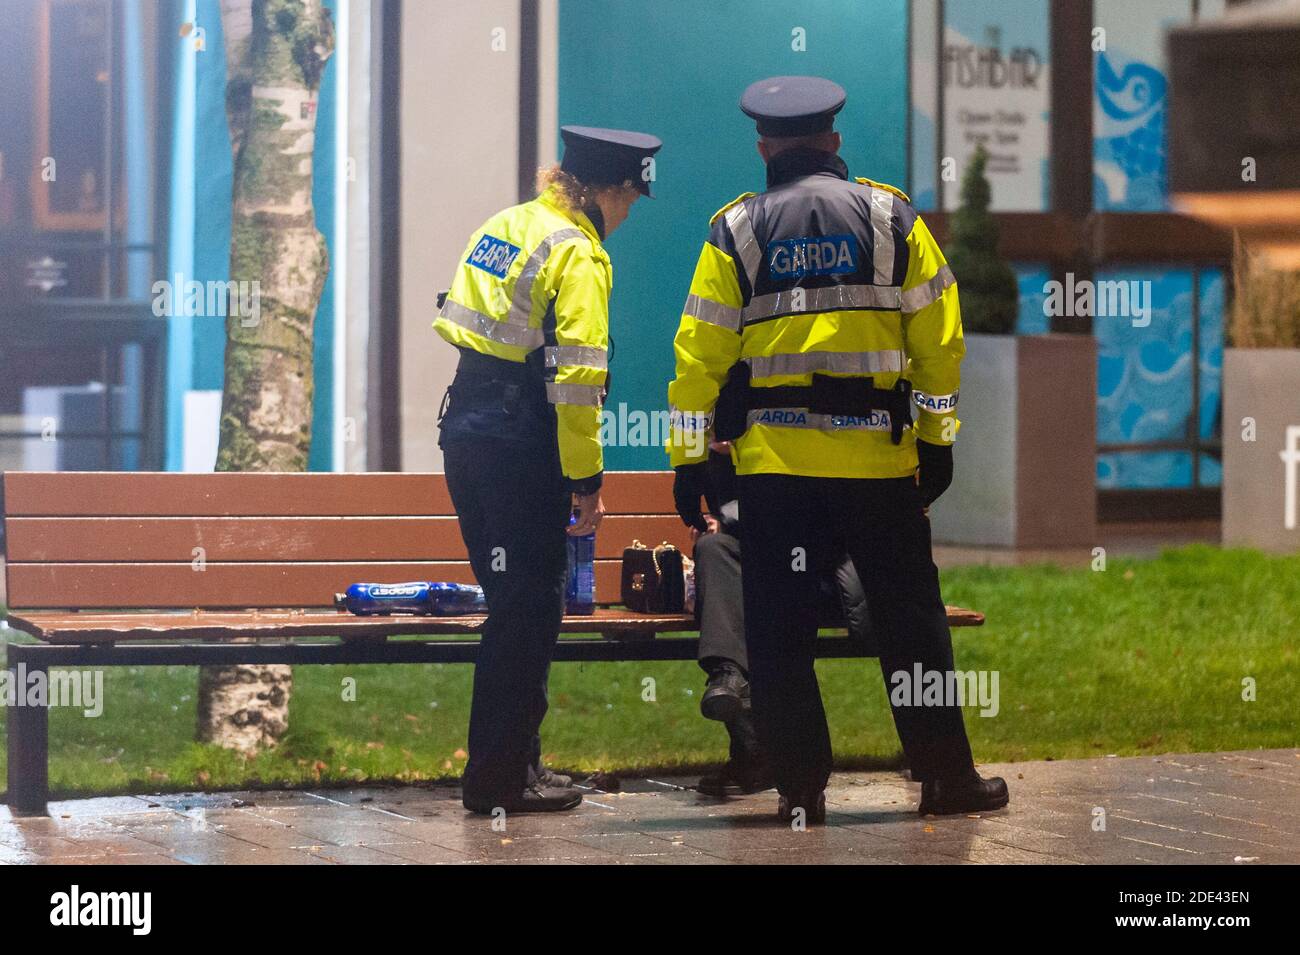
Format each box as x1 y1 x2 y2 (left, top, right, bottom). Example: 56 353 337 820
694 528 747 717
692 528 773 795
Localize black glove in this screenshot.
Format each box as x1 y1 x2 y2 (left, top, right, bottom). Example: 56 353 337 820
916 440 954 507
673 463 710 532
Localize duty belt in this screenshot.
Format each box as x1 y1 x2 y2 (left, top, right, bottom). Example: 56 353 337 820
715 362 914 445
439 346 545 423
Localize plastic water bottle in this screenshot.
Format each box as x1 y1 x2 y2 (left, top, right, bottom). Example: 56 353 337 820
566 514 596 615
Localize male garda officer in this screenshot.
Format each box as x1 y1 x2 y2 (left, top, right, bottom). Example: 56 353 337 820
667 77 1007 822
436 126 661 815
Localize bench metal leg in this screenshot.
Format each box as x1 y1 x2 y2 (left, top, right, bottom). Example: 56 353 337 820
6 648 49 815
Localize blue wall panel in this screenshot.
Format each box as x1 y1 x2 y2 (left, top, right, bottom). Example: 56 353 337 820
559 0 909 469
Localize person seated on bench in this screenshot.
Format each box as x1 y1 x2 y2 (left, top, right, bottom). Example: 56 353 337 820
687 444 872 797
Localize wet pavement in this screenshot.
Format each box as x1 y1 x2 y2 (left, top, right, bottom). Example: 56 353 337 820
2 748 1297 864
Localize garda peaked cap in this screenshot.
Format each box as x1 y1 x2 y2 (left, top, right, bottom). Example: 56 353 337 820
740 75 846 137
560 125 663 197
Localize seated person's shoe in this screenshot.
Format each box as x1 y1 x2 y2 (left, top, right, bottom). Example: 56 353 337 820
777 789 826 825
532 765 572 788
464 785 583 815
697 759 776 797
700 662 748 723
918 773 1009 815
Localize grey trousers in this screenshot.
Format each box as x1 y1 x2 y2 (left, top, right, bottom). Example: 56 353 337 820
694 525 871 675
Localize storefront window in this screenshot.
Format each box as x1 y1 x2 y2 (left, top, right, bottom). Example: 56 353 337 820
910 0 1051 212
1096 267 1223 489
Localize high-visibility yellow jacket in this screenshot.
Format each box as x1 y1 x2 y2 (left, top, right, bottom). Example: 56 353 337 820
667 150 964 479
435 185 611 491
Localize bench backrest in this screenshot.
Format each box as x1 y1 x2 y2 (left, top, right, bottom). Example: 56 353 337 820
0 472 691 611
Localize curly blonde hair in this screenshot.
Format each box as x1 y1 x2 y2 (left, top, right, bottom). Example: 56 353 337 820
536 164 637 209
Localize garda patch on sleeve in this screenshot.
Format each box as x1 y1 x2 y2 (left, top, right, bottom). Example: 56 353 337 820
913 389 959 413
767 234 858 280
466 234 522 279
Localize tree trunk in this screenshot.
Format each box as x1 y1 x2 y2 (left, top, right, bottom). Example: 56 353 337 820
197 0 334 754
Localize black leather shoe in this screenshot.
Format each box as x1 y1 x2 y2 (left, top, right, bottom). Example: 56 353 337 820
700 663 748 723
777 790 826 825
918 773 1009 815
464 785 583 815
697 760 776 797
532 766 573 788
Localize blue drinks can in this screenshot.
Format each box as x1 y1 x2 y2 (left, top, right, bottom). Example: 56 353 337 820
335 581 486 616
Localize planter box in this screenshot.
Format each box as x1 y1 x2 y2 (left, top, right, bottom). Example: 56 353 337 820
929 333 1097 549
1223 348 1300 554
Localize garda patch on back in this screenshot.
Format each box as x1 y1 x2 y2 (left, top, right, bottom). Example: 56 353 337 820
466 234 522 279
767 234 858 281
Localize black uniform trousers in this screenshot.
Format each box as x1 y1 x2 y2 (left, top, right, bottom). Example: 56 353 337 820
443 437 571 807
736 473 976 796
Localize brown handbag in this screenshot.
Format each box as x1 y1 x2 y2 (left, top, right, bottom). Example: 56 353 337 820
621 539 686 613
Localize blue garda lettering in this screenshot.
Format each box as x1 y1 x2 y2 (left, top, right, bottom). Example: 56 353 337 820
767 234 858 280
756 409 808 426
467 234 522 280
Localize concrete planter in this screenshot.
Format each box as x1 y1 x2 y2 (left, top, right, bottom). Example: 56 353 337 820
929 333 1097 549
1223 348 1300 554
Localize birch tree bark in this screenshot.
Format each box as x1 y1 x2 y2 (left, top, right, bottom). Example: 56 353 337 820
197 0 335 753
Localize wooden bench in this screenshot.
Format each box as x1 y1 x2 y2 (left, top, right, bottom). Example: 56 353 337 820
1 470 983 814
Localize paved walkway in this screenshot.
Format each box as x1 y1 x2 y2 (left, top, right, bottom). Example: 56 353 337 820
2 748 1296 864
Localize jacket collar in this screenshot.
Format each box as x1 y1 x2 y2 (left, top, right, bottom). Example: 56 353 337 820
765 148 850 189
536 185 605 242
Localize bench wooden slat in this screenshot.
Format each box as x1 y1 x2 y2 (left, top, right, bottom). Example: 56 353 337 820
1 471 454 517
4 560 636 610
6 606 985 645
4 608 696 644
1 471 679 518
3 514 693 562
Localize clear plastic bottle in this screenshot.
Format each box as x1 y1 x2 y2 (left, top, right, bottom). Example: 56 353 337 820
565 514 596 615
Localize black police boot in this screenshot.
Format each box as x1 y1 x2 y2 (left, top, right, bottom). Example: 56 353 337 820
700 661 748 723
918 772 1009 816
777 789 826 825
464 784 583 815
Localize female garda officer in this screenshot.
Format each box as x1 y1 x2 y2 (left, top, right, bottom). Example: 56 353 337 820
434 126 662 815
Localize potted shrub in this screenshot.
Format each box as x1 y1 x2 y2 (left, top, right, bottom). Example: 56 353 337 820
928 147 1098 549
1222 237 1300 553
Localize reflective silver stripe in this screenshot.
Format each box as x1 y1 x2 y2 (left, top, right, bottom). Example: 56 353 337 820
724 201 762 290
900 264 956 314
669 406 712 432
869 188 896 286
439 299 544 349
746 407 894 433
742 283 902 324
546 382 603 406
506 228 586 326
544 345 607 370
683 293 742 332
745 349 904 379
